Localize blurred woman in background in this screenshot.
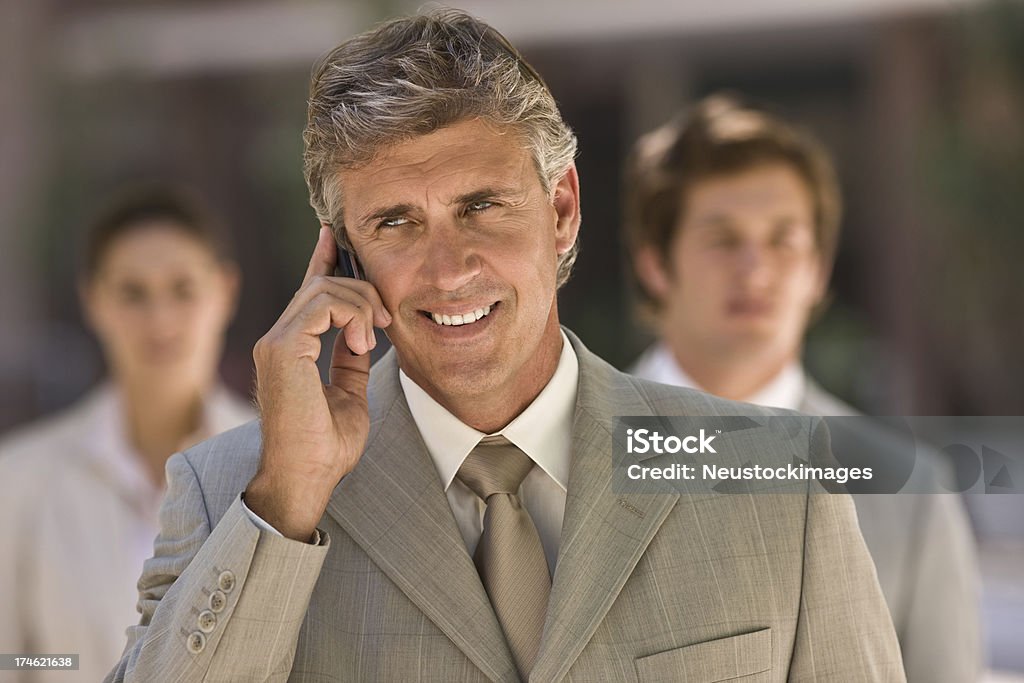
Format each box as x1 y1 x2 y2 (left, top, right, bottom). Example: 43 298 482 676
0 186 254 682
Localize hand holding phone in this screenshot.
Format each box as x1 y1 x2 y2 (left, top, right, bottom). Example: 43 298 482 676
246 227 390 541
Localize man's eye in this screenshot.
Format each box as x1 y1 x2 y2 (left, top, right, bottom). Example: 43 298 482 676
467 200 494 213
117 285 146 304
771 227 805 249
378 217 409 229
709 236 739 249
173 281 197 302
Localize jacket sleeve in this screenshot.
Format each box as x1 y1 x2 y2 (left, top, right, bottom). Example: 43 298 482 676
104 452 330 682
788 421 907 682
897 493 981 683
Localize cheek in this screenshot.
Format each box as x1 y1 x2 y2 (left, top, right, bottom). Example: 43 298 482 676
356 243 413 300
501 252 557 308
781 259 823 303
92 311 150 361
92 303 143 339
668 236 704 279
672 248 723 300
185 298 232 336
372 269 412 313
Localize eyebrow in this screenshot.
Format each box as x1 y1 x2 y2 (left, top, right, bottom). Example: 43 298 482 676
355 187 517 228
692 215 737 230
452 187 514 205
356 203 418 229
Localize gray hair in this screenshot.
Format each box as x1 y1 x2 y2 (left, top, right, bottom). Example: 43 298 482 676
302 8 580 287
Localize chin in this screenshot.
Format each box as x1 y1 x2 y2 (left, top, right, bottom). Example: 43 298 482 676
707 327 776 355
723 315 783 336
431 358 508 398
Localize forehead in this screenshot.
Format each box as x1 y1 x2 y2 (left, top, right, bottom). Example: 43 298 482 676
684 163 814 220
338 119 536 207
97 223 215 278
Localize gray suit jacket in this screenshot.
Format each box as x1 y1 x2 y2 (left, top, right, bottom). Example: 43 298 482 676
801 381 981 683
107 333 903 682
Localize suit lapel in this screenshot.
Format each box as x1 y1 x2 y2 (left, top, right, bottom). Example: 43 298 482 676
325 351 518 683
530 333 680 683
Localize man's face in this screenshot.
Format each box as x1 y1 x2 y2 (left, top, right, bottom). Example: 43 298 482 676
337 118 580 409
639 163 826 362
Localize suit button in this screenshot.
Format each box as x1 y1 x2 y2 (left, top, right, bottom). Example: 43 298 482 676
187 631 206 654
198 609 217 633
217 570 236 593
209 590 226 613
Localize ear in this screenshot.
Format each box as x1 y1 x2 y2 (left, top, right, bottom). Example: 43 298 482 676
552 164 582 256
633 243 673 301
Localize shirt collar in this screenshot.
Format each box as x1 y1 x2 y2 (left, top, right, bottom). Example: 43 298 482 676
633 342 806 410
399 330 578 493
87 383 162 511
87 383 247 506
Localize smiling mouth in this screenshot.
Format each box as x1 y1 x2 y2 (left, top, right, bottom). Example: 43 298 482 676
421 303 496 327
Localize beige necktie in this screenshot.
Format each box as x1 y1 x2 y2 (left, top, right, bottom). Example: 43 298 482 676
457 436 551 678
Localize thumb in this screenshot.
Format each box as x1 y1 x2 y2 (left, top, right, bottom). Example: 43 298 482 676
327 328 372 396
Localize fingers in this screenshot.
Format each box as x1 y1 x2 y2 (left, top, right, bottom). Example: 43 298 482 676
273 276 392 355
295 226 391 325
301 226 339 289
335 277 392 328
264 224 392 366
287 290 375 356
328 326 372 394
279 278 389 349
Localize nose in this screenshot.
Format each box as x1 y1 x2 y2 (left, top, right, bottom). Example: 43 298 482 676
418 222 482 292
735 243 771 288
143 294 184 338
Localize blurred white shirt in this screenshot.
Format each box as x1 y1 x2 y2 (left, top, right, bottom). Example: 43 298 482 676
630 342 806 410
0 383 253 683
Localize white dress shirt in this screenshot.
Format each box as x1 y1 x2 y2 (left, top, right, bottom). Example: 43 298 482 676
630 342 806 410
246 331 579 576
0 383 254 683
400 330 578 575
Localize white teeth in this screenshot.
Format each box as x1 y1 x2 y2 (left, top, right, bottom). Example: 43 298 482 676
428 304 493 326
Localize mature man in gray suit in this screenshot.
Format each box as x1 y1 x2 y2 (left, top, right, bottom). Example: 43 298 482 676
625 94 979 682
107 12 903 682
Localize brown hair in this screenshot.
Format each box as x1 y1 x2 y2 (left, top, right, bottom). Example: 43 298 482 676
623 93 841 319
302 8 580 288
82 184 232 280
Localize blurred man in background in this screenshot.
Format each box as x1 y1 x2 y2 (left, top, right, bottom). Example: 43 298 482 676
624 93 981 682
0 186 254 682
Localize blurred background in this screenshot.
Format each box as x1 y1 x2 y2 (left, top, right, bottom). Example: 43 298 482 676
1 0 1021 676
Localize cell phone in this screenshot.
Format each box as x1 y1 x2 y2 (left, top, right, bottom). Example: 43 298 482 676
335 244 364 281
335 243 369 356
